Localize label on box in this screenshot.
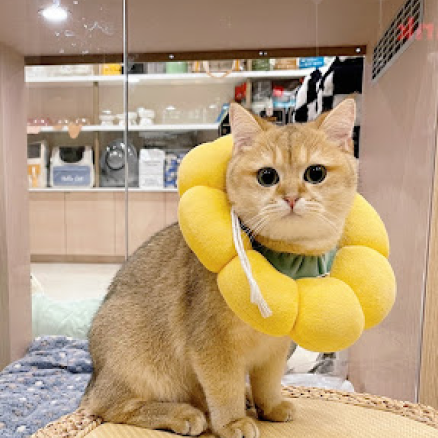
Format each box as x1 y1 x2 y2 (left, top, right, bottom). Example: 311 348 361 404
139 149 165 188
299 57 325 69
139 174 163 188
52 166 91 187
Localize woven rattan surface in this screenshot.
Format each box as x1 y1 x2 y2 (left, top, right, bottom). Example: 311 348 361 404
31 409 102 438
31 386 438 437
283 386 438 429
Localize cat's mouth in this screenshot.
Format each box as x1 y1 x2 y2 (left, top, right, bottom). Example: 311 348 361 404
286 208 303 217
273 204 305 220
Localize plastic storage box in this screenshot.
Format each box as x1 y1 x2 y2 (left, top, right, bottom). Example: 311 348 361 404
50 146 95 188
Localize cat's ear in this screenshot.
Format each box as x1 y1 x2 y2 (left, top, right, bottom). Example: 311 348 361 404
320 99 356 153
253 114 275 131
314 111 330 128
229 103 262 154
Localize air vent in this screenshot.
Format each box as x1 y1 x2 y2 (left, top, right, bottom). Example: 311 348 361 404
372 0 424 81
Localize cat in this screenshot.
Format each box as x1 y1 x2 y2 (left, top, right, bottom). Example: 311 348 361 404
81 99 358 438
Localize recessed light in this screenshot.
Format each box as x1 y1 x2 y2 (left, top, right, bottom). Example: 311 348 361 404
40 1 69 23
356 47 362 53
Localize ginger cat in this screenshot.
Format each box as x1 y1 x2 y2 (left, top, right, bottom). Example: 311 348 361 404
82 99 358 438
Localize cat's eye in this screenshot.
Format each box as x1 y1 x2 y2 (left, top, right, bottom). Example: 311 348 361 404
257 167 279 187
304 165 327 184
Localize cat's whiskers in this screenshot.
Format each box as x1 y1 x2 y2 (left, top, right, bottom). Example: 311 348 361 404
311 211 339 234
306 204 340 224
244 212 275 238
305 199 348 222
243 205 283 232
245 210 286 241
259 204 287 215
245 216 271 241
302 199 323 210
248 221 273 241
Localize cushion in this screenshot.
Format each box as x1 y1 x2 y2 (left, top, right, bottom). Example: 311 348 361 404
32 293 103 340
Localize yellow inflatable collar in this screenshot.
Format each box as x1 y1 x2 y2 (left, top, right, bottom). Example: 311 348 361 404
178 136 396 352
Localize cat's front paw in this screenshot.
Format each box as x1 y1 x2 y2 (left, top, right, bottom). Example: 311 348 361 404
172 405 208 436
217 417 260 438
258 399 295 422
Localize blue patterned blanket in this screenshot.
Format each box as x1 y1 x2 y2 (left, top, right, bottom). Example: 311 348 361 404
0 336 92 437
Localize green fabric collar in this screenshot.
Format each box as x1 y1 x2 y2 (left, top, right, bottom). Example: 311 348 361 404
254 243 337 280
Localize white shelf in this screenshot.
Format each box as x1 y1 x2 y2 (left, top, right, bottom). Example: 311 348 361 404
26 69 319 88
29 187 179 193
28 124 219 134
26 75 119 87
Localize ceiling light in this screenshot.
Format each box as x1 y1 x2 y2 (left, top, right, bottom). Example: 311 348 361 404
40 1 69 22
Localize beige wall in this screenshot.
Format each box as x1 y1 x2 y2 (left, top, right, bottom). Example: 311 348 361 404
0 43 31 369
349 0 438 402
127 0 379 54
0 0 380 57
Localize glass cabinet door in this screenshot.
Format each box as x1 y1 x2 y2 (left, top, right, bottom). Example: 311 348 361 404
24 1 126 344
123 0 437 407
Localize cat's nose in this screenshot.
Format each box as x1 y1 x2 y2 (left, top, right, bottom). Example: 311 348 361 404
284 197 299 210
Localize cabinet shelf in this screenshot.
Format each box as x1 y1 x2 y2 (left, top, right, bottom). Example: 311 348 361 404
28 124 219 134
25 69 319 88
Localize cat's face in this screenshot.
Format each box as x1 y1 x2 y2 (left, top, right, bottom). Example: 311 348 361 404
227 100 358 255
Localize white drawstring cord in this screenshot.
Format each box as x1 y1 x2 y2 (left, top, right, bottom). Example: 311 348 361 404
231 208 272 318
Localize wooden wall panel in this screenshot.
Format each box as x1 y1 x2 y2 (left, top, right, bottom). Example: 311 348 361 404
0 43 31 369
115 192 166 256
165 192 179 227
419 125 438 408
29 192 66 255
65 192 116 256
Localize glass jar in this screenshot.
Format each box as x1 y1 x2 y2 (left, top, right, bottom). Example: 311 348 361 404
162 105 182 124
